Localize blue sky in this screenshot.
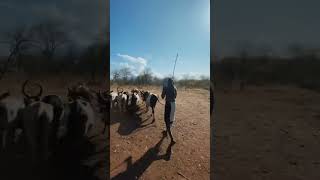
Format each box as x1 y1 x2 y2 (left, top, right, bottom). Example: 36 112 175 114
110 0 210 80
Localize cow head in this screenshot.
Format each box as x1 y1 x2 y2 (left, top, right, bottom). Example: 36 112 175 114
140 91 150 101
117 87 124 96
67 84 92 102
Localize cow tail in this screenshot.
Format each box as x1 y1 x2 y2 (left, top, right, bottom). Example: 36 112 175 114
156 95 164 105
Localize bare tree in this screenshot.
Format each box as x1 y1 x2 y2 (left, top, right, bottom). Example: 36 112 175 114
233 42 252 91
141 68 153 85
182 74 190 80
0 26 31 80
30 20 68 61
112 70 120 83
119 67 132 83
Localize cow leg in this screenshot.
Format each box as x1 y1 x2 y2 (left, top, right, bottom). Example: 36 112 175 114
14 129 23 144
152 107 155 123
117 101 121 112
40 117 50 161
24 125 37 164
2 130 7 149
102 117 107 134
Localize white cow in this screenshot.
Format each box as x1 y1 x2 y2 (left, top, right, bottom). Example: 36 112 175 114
0 95 25 149
116 92 128 112
76 98 95 135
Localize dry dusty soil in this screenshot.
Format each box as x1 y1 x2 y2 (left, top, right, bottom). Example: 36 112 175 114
213 86 320 180
0 76 109 180
110 86 210 180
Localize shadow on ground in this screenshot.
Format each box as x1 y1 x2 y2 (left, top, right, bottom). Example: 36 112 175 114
111 131 175 180
110 105 156 136
0 132 108 180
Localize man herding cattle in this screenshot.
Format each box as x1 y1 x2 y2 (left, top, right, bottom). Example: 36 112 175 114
161 78 177 143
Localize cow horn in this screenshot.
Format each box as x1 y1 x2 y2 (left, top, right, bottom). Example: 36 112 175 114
34 82 43 98
22 80 32 99
22 80 43 99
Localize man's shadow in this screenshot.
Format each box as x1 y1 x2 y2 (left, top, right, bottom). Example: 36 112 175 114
110 107 156 136
111 131 175 180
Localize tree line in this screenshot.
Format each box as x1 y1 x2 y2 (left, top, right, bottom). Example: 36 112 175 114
0 19 109 81
213 44 320 91
111 67 210 90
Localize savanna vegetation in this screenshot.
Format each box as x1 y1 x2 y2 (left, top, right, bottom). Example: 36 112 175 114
0 19 109 83
213 44 320 92
111 67 210 90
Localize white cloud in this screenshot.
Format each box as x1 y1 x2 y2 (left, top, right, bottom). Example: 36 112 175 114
117 53 148 76
119 62 135 71
117 53 147 66
175 72 210 80
152 71 164 79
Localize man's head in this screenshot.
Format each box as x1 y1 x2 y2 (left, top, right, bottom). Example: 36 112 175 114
163 78 174 88
168 78 174 86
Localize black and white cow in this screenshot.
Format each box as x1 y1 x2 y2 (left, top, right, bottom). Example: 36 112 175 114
0 80 47 151
110 91 118 110
127 90 141 113
67 83 108 116
20 80 57 163
140 90 163 121
116 87 128 112
41 95 65 148
67 82 96 103
66 98 96 138
96 90 111 134
21 101 54 162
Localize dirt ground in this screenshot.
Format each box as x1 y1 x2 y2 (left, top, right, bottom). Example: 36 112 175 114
213 86 320 180
110 86 210 180
0 76 109 180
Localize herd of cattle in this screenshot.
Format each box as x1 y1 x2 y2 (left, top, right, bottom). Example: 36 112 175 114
0 81 163 165
110 87 163 119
